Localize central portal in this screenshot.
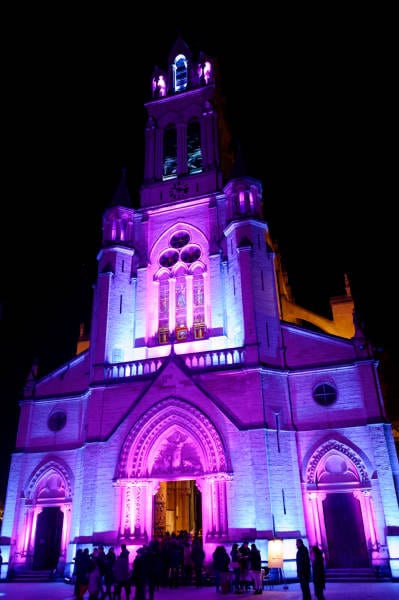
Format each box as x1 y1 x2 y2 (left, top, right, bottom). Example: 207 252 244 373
153 480 202 537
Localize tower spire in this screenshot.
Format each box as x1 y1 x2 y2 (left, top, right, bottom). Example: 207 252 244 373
110 167 132 208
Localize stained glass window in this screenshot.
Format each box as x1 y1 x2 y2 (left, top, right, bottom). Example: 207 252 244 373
156 231 206 343
170 232 190 249
159 278 169 331
181 245 201 264
160 249 179 268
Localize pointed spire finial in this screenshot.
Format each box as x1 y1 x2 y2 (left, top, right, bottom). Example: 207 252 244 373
110 167 132 208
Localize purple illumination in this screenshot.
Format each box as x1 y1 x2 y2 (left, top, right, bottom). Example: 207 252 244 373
2 34 399 584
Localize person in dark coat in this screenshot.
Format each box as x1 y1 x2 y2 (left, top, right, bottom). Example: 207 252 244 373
191 537 205 588
212 545 230 593
75 548 92 600
132 547 147 600
103 547 116 599
166 536 183 588
249 543 263 595
310 546 326 600
238 541 251 592
147 540 162 600
296 539 311 600
230 543 242 593
113 550 131 600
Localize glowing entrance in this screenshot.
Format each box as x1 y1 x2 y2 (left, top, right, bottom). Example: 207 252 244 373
153 480 202 537
305 438 376 570
117 396 229 542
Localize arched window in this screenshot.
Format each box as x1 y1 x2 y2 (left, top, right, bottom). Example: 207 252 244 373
187 120 202 174
175 271 187 339
163 125 177 179
174 54 188 92
192 270 206 339
158 274 170 344
156 231 207 344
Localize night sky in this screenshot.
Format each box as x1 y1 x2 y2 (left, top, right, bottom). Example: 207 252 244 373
1 10 396 502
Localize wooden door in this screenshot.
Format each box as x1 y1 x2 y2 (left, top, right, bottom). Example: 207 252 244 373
323 493 369 568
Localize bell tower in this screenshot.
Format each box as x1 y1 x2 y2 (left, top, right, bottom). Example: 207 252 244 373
140 36 233 208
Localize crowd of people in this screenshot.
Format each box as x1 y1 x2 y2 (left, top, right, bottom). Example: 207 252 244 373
72 531 205 600
70 533 326 599
212 541 264 594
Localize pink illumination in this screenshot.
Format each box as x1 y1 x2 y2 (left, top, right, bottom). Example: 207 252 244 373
3 36 399 584
152 75 166 98
239 190 245 211
198 61 212 84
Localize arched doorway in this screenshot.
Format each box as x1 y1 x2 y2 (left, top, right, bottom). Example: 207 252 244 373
323 492 369 568
153 480 202 537
117 397 229 541
32 507 63 571
305 439 374 570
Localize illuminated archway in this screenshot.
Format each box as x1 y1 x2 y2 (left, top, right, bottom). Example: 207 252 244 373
15 457 73 571
304 439 377 569
115 398 231 542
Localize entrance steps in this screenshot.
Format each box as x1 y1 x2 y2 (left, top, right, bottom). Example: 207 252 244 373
326 568 380 582
8 569 58 583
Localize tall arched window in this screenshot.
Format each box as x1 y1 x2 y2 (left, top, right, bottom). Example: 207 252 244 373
174 54 188 92
175 271 187 339
156 231 207 344
163 125 177 179
159 275 170 330
187 120 202 174
192 270 206 339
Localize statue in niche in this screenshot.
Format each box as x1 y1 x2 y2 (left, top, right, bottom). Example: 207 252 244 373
151 430 203 475
38 474 65 498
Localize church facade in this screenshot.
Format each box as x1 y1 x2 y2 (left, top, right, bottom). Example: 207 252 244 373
2 37 399 581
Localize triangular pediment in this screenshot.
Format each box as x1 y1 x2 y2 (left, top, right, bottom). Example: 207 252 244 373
168 36 192 66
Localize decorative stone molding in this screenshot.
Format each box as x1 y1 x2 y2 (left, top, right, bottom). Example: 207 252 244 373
117 398 227 479
306 440 369 485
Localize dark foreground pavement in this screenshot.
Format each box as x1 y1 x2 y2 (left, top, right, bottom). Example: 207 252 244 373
0 581 399 600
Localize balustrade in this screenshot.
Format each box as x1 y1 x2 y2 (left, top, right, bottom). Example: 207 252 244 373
104 348 245 380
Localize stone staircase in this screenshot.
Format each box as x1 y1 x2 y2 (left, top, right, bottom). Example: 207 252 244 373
8 569 59 583
326 568 383 582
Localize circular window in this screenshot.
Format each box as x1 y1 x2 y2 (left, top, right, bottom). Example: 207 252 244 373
170 231 190 249
313 383 337 406
159 249 179 268
181 245 201 263
48 410 67 432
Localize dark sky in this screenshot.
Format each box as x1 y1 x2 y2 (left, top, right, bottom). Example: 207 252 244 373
1 10 396 500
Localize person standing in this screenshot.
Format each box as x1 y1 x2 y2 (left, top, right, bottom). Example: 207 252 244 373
296 539 311 600
238 541 251 592
132 547 147 600
191 536 205 588
113 547 131 600
249 543 263 595
212 545 230 593
75 548 92 600
310 546 326 600
103 547 116 599
87 554 102 600
230 543 242 593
